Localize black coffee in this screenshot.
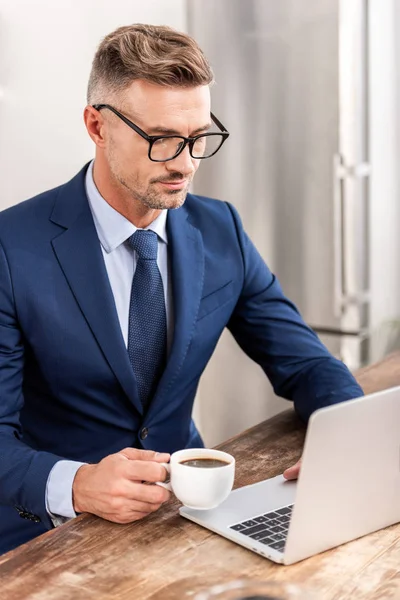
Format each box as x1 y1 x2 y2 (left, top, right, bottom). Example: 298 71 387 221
179 458 229 468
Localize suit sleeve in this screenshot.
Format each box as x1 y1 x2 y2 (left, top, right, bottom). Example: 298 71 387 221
225 202 364 421
0 240 62 528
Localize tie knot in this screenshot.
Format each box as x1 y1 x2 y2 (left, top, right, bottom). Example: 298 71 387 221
128 230 158 260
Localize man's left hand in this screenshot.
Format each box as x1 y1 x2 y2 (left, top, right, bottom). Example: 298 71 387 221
283 458 302 480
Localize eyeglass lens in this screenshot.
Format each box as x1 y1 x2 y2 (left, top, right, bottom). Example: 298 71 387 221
150 134 224 161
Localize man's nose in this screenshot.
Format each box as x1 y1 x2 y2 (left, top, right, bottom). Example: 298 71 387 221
165 145 196 176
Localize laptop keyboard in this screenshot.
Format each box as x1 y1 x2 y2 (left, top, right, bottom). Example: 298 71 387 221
229 504 293 553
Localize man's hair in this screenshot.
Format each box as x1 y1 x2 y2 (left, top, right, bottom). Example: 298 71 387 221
87 24 214 104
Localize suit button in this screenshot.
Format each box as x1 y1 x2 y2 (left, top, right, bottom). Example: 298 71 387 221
140 427 149 440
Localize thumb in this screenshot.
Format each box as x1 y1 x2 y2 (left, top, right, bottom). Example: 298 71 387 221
119 448 170 462
283 458 302 481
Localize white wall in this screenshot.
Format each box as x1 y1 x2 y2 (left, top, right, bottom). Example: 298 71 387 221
0 0 187 208
368 0 400 361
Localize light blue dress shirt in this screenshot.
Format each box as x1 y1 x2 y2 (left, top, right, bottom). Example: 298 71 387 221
46 160 173 522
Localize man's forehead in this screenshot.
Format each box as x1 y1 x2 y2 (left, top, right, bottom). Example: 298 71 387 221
123 80 210 116
120 82 211 133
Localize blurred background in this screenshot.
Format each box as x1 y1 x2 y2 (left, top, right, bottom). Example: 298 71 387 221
1 0 399 446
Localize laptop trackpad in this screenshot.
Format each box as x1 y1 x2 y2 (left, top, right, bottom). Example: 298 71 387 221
180 474 297 528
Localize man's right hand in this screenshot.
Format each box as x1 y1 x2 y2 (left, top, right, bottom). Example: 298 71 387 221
72 448 171 524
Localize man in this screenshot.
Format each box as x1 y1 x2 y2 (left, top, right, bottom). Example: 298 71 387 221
0 24 363 554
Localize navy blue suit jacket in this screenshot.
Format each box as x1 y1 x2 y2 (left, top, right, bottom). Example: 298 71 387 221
0 164 363 553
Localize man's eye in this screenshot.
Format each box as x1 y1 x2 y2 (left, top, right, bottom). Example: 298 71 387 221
153 138 168 147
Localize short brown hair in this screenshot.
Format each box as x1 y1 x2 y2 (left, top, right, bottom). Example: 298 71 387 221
87 24 214 104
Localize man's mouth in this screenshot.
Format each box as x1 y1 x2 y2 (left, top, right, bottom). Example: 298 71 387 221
156 180 187 190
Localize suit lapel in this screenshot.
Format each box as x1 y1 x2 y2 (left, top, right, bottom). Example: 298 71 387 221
50 166 142 415
148 203 204 417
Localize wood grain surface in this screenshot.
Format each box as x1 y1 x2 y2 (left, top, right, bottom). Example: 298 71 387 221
1 352 400 600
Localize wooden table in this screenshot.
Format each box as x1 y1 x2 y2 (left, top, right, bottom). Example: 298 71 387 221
2 352 400 600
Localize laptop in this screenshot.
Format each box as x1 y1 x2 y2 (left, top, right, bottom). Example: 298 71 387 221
180 385 400 564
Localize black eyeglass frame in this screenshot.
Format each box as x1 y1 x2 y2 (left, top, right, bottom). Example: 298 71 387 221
92 103 230 162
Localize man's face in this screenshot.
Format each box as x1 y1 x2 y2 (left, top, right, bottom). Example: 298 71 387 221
101 81 211 211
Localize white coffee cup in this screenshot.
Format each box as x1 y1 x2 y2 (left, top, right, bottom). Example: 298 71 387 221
155 448 235 510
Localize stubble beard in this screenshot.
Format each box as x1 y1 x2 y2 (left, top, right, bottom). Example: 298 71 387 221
128 177 191 211
109 155 191 211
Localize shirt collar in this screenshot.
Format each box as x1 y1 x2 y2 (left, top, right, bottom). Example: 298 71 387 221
85 160 168 254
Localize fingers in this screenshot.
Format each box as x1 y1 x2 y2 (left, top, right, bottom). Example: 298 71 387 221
123 460 169 484
101 482 170 523
283 458 302 481
119 499 164 515
123 481 171 505
98 481 170 524
119 448 170 463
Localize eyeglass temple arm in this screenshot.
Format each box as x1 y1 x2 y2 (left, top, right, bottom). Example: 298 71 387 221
211 112 229 134
94 104 228 139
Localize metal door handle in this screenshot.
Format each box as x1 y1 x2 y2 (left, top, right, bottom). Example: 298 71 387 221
333 153 371 317
333 153 344 317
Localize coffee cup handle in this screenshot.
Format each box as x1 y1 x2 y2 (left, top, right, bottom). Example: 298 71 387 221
155 462 172 491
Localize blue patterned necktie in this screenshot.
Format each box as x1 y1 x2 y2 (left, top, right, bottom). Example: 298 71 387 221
127 230 167 409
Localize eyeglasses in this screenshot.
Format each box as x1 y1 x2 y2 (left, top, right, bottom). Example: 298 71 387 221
92 104 230 162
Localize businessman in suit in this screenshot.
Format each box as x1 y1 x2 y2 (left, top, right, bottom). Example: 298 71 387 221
0 24 363 554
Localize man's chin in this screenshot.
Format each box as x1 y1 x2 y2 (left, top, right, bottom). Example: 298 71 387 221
158 190 188 210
